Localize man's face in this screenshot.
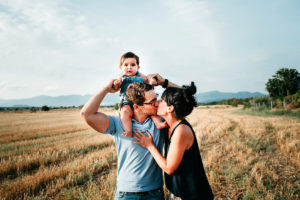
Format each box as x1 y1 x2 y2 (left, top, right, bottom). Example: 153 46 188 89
140 90 158 116
156 99 168 116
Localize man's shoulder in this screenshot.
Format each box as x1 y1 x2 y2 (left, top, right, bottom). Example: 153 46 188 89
106 115 122 135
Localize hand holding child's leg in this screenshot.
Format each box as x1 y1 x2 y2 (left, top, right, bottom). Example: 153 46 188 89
151 115 168 129
149 77 158 86
120 105 133 137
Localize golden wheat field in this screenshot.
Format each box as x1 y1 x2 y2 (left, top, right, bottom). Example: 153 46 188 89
0 106 299 200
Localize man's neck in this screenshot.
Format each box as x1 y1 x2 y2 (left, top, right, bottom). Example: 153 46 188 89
132 111 149 124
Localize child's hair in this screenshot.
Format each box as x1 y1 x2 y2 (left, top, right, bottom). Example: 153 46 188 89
126 82 153 106
120 52 140 66
161 82 197 120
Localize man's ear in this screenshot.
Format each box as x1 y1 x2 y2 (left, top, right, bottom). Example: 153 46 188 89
133 104 139 110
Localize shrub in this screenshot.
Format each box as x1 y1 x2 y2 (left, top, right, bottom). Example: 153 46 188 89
30 107 38 112
243 102 251 109
41 105 50 111
114 103 119 110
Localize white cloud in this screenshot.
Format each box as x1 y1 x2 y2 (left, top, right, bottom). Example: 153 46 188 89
0 0 99 49
164 0 211 22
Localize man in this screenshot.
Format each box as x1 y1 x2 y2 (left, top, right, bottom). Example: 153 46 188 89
80 74 176 200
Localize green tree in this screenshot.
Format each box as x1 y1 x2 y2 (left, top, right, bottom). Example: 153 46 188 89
41 105 50 111
266 68 300 98
114 103 119 110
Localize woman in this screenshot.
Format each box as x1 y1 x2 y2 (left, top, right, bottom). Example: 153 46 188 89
133 82 214 200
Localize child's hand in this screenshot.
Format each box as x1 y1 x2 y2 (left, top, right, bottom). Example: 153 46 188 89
105 79 120 93
113 79 121 90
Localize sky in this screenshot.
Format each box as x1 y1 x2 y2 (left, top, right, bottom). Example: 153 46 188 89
0 0 300 99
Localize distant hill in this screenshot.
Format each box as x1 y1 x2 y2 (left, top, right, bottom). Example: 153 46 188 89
0 91 266 107
0 94 119 107
196 91 265 103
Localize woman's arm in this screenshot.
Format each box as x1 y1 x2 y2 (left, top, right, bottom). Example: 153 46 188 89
133 125 192 175
147 73 181 88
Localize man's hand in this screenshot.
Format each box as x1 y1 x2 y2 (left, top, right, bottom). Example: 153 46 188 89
147 74 165 86
106 79 121 93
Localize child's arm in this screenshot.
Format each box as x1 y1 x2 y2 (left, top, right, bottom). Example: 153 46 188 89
139 72 149 84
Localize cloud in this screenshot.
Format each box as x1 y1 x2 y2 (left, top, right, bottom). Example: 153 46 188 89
163 0 211 22
44 85 60 92
0 81 26 92
0 82 6 90
0 0 99 49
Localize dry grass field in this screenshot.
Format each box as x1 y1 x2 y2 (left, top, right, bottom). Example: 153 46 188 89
0 107 299 200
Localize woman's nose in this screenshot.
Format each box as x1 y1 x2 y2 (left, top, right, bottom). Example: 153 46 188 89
155 99 161 106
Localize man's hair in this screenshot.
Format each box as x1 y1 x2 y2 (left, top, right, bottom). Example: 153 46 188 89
120 52 140 66
126 82 153 107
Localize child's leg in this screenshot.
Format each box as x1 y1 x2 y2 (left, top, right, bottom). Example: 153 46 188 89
120 105 133 137
151 115 168 129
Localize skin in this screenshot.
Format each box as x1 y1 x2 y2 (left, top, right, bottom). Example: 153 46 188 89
113 57 149 89
133 99 194 175
113 57 175 136
80 75 174 133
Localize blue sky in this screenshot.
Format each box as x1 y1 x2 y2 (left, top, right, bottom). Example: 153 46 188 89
0 0 299 99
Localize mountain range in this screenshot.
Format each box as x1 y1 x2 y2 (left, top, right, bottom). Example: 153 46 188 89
0 91 265 107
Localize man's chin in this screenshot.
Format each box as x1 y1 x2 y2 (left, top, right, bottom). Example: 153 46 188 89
149 111 158 116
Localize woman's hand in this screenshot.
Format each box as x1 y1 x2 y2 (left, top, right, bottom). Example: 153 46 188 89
147 74 164 86
133 129 154 149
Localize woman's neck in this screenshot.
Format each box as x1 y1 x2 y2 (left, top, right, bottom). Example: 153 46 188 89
164 115 182 137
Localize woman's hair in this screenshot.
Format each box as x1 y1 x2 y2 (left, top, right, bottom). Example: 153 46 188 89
120 52 140 66
161 82 197 120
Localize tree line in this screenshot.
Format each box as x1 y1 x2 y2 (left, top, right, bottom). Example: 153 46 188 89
204 68 300 110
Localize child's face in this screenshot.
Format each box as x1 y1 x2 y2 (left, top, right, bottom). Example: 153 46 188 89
120 57 140 77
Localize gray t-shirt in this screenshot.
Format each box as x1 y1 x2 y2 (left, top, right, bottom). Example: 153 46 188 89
106 115 164 192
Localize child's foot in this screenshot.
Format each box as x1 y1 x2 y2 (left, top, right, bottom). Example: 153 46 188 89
156 121 168 129
122 131 132 137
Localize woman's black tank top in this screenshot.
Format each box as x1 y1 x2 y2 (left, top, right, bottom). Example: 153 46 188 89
164 119 214 200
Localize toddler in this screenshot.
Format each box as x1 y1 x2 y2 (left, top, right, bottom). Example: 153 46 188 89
113 52 167 137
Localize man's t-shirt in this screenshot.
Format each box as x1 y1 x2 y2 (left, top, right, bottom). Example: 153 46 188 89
106 115 164 192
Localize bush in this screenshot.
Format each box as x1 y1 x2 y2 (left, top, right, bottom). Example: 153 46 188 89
41 105 50 111
114 103 119 110
30 107 38 112
243 102 251 109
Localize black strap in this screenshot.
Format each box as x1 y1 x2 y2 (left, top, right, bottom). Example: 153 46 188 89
169 120 185 140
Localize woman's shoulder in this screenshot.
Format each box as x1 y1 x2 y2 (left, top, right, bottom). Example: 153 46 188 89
172 123 194 143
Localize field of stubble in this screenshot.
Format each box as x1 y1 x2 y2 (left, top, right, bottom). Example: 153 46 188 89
0 106 299 200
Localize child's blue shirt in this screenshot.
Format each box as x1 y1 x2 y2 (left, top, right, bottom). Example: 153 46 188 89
120 71 145 105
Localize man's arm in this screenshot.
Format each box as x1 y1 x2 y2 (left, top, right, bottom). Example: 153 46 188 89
80 79 119 133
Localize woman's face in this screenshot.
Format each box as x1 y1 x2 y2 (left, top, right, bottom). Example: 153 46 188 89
156 99 168 116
